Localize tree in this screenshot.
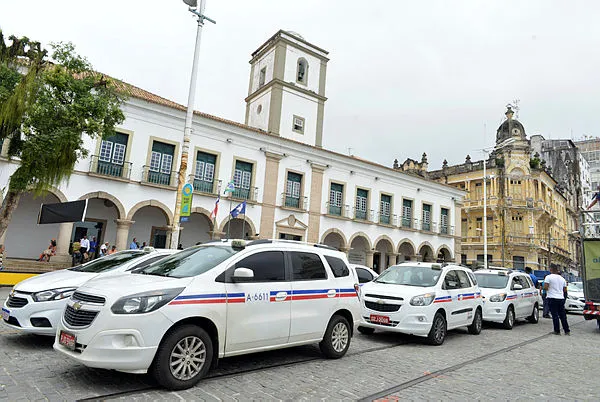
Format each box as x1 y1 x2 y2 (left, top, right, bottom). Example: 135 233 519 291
0 31 126 240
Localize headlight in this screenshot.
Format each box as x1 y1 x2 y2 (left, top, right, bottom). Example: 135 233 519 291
567 294 578 300
32 288 77 302
409 293 436 306
111 288 184 314
489 293 507 302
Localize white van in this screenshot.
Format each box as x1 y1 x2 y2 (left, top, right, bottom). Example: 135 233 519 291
54 240 360 390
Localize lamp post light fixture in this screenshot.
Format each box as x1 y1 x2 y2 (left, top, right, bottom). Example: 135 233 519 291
171 0 216 249
481 137 515 269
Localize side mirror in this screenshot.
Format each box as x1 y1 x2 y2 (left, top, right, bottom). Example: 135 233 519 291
232 267 254 282
513 284 523 290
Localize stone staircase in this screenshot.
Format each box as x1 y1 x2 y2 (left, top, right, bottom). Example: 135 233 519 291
4 258 70 273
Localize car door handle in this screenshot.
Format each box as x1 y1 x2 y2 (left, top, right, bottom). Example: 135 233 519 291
327 289 336 298
275 291 288 302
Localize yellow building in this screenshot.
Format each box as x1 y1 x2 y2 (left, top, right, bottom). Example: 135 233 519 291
428 107 578 271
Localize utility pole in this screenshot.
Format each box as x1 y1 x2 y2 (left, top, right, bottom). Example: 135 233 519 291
171 0 216 249
548 231 552 269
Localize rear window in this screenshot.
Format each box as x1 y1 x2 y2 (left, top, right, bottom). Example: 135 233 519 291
325 256 349 278
356 267 374 284
69 251 146 273
291 252 327 281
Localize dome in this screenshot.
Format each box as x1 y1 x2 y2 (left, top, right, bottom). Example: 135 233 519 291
496 107 526 144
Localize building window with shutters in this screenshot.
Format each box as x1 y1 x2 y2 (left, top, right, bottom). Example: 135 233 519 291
95 132 129 178
440 207 449 234
422 203 432 231
402 199 413 228
147 140 175 186
233 160 253 200
355 188 368 220
380 194 391 225
194 151 217 193
329 183 344 216
292 115 305 134
285 172 302 208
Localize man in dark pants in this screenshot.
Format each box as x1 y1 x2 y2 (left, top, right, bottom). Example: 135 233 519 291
543 265 570 335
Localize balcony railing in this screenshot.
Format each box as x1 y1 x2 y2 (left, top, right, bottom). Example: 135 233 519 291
142 166 177 187
326 202 349 218
401 217 418 229
189 175 219 195
89 156 132 180
230 186 258 202
281 193 308 210
353 208 374 221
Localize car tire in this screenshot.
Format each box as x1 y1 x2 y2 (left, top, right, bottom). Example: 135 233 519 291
527 303 539 324
150 325 213 390
357 326 375 335
427 312 447 346
320 315 351 359
468 308 483 335
503 306 515 330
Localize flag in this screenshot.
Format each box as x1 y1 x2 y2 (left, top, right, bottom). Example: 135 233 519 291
224 180 235 194
230 200 246 218
210 194 220 220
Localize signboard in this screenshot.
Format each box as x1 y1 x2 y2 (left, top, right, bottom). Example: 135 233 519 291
180 183 193 222
348 250 366 265
582 239 600 302
38 200 88 224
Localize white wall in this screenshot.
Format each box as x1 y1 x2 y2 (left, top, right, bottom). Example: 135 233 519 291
247 89 271 131
278 89 318 146
283 45 322 94
249 47 275 94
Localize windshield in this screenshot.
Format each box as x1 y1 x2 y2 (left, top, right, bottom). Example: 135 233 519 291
374 265 441 287
569 282 583 291
474 273 509 289
137 245 238 278
69 251 146 273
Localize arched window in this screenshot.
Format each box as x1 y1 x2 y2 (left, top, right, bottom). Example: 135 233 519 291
296 58 308 84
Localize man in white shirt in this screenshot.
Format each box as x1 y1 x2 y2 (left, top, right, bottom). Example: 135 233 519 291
543 265 571 335
99 242 108 257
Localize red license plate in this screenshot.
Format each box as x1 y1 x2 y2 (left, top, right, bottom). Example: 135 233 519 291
59 331 76 350
370 314 390 324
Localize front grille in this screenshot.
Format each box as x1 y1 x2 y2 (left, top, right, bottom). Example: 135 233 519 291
365 301 401 312
365 294 404 301
64 305 98 328
5 316 21 327
72 292 106 305
6 296 28 308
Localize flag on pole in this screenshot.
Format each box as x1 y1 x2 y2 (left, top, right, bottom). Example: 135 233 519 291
224 180 235 194
230 200 246 218
210 194 220 220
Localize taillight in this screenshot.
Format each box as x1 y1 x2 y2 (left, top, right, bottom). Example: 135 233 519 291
354 283 360 300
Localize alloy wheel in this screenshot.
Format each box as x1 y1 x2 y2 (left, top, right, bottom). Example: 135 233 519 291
169 335 207 381
331 322 349 352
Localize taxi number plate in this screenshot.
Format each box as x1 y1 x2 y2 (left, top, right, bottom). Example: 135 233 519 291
1 308 9 321
59 331 76 350
370 314 390 324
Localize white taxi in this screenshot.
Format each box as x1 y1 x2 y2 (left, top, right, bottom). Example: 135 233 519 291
358 262 483 345
474 268 539 329
54 240 360 390
2 248 177 336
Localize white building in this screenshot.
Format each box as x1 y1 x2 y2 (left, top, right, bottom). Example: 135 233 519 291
0 30 464 272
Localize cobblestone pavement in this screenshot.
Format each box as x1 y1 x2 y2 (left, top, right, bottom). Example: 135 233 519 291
1 287 598 401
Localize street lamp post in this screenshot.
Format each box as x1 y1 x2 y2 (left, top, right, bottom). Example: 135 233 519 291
171 0 216 249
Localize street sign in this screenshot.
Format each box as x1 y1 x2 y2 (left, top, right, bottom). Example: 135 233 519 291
181 183 193 218
180 216 189 222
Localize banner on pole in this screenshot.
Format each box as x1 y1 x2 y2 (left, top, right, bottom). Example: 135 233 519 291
180 183 194 221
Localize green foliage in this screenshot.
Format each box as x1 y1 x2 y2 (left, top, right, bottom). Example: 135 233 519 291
0 31 126 195
495 157 505 168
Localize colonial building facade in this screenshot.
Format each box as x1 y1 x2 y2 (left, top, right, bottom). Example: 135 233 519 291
0 30 463 272
427 108 579 273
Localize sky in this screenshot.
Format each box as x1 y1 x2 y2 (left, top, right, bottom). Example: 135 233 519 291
2 0 600 169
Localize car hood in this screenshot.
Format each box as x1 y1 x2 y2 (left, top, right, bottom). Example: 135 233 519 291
479 287 509 298
14 269 97 293
361 282 435 299
568 290 584 298
76 273 194 302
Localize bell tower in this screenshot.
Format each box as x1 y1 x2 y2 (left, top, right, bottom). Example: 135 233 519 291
245 30 329 147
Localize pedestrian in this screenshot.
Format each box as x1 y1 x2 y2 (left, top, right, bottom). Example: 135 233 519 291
525 267 538 288
108 245 117 255
130 238 138 250
89 236 98 260
540 276 551 318
71 241 83 266
99 241 108 257
0 244 5 271
177 244 184 250
544 265 571 335
80 235 90 261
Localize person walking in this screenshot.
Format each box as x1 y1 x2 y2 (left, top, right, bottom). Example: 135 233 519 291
89 236 98 260
543 265 571 335
80 235 90 261
525 267 538 288
540 275 551 318
129 238 138 250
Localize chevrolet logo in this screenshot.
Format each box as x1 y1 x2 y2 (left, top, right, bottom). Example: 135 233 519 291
377 299 385 304
73 302 82 311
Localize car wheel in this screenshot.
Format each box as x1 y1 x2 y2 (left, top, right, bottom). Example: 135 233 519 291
468 308 483 335
503 306 515 330
427 312 447 346
150 325 213 390
357 326 375 335
528 303 539 324
320 315 351 359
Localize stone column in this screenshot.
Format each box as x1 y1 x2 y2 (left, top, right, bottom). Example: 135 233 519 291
307 163 327 244
366 250 375 268
388 253 398 267
53 222 74 263
259 152 283 239
115 219 135 251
